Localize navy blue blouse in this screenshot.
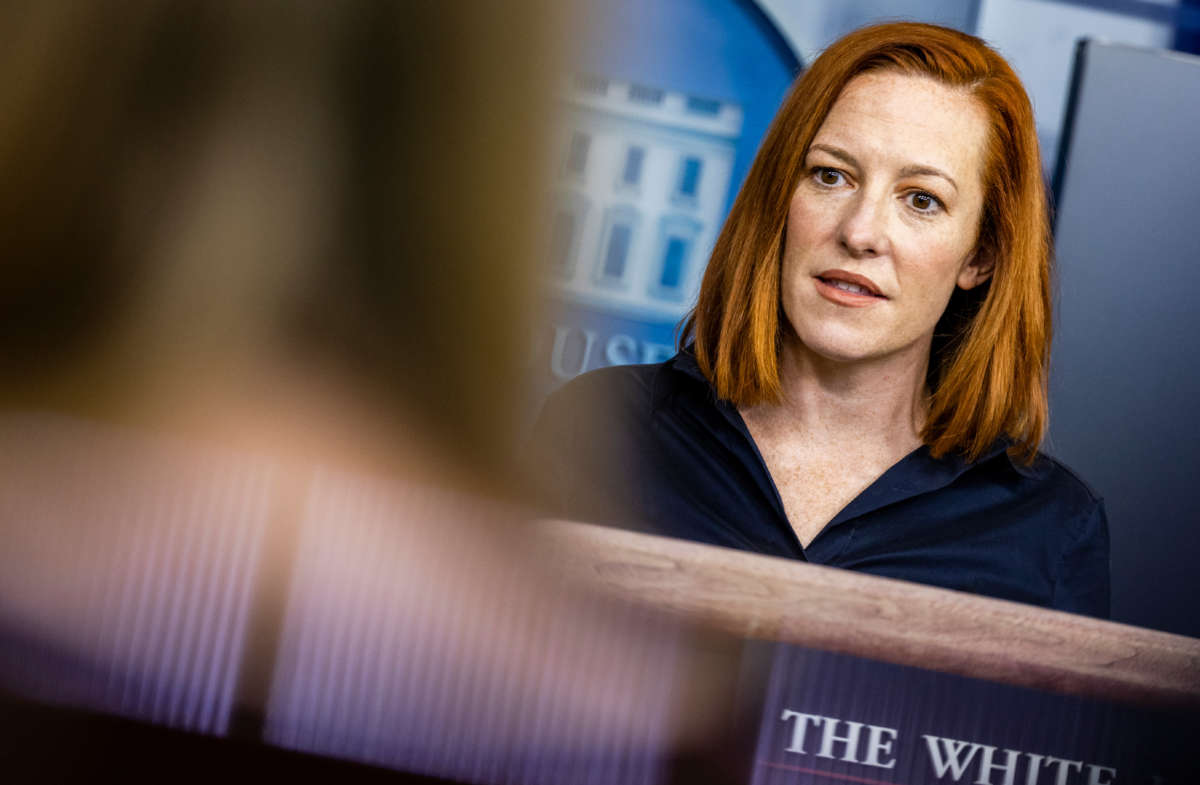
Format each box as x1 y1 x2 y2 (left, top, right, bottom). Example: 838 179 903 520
527 350 1110 618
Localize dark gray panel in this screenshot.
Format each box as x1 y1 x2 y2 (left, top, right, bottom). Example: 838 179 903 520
1050 40 1200 636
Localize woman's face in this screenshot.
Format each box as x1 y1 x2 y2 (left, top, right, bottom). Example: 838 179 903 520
780 70 991 370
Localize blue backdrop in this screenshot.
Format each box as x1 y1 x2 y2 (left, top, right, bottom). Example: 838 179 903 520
531 0 798 393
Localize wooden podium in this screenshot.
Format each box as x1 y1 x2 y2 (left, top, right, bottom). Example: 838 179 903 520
540 520 1200 784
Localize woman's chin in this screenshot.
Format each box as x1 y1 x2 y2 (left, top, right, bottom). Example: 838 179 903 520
785 327 934 372
786 330 887 366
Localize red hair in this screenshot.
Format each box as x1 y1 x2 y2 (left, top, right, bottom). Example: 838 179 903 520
681 22 1051 463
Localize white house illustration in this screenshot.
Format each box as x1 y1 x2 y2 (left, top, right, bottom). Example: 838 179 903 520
545 73 744 322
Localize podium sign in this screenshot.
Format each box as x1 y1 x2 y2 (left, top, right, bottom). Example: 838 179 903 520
752 645 1193 785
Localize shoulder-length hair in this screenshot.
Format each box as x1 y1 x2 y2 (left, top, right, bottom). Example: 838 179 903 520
680 22 1051 464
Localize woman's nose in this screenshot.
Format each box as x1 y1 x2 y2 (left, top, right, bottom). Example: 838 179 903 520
837 192 889 258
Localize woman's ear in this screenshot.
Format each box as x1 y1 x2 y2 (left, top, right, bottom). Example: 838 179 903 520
957 249 994 291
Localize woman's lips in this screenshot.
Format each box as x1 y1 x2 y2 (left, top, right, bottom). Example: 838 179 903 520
814 270 886 306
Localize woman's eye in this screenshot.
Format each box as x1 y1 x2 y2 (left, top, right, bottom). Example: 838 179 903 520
907 191 942 213
814 167 844 186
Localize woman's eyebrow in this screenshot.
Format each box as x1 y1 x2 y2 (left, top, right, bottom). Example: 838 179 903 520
809 143 959 194
898 164 959 194
808 143 859 169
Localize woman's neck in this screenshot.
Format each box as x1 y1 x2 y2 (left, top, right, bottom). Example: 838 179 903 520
744 335 931 452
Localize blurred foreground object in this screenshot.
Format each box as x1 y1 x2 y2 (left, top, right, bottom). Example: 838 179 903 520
0 0 557 480
0 414 715 783
0 2 733 782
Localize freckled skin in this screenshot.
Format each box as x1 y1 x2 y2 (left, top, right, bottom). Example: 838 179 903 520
742 72 994 549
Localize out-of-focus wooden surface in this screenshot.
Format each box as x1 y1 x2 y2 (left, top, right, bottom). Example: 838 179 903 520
537 519 1200 709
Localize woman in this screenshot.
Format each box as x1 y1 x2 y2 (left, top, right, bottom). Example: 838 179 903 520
528 22 1110 617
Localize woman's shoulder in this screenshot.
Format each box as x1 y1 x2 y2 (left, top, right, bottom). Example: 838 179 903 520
538 351 711 423
524 360 683 527
1019 450 1105 512
528 361 675 466
544 361 664 410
